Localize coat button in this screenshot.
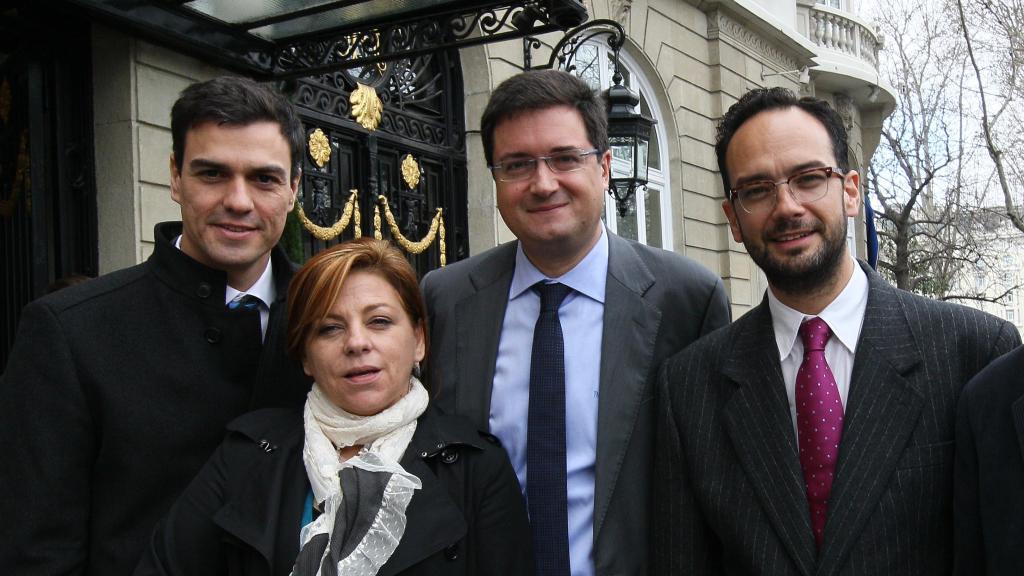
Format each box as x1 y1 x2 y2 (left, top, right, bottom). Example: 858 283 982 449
444 544 458 560
204 327 221 344
440 449 458 464
196 283 212 298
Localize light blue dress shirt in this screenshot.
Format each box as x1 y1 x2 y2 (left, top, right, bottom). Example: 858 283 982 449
490 228 607 576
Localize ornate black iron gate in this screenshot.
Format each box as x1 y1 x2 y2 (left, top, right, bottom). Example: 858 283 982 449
0 8 98 372
287 50 468 277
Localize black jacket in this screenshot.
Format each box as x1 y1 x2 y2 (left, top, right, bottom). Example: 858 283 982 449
0 222 311 576
135 405 535 576
954 344 1024 575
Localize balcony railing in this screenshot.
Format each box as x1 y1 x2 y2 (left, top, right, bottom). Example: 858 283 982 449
808 4 881 69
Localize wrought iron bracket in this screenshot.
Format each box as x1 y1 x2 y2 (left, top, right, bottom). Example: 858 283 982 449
523 18 624 74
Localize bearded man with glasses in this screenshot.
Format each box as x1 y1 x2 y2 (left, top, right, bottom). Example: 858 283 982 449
422 69 730 576
653 87 1020 575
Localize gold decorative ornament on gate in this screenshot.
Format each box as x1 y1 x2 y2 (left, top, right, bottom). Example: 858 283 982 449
296 189 361 240
350 83 383 131
401 154 420 190
307 128 331 168
373 195 446 267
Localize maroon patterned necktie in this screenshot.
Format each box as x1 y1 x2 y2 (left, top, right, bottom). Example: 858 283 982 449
796 317 844 549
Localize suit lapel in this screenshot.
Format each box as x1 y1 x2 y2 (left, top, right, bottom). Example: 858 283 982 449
452 244 515 430
816 268 924 575
1013 394 1024 471
592 235 661 538
721 302 817 576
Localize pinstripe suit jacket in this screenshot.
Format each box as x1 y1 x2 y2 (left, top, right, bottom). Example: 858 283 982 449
653 262 1021 576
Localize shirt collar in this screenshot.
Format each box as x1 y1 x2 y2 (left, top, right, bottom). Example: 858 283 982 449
767 257 869 361
508 226 608 304
174 234 276 307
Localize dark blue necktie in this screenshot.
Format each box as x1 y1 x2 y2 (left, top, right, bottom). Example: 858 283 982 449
527 281 573 576
227 294 261 311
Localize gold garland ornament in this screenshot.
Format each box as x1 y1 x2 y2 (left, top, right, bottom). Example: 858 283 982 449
350 83 383 131
307 128 331 168
374 195 446 266
401 154 420 190
296 188 361 240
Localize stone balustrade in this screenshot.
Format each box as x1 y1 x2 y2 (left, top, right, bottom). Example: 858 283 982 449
809 4 881 69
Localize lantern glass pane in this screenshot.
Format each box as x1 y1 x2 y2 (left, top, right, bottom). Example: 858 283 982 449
616 191 639 241
639 92 660 170
610 135 635 179
637 137 649 180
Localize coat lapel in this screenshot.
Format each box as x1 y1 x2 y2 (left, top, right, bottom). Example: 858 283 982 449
1013 395 1024 477
378 423 468 576
816 268 924 575
721 302 817 576
213 424 308 574
592 235 660 538
452 244 515 430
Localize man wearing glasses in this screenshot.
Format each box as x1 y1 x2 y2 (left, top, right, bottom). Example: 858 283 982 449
422 69 730 576
653 87 1020 574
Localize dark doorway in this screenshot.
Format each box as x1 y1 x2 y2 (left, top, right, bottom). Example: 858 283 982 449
0 6 98 372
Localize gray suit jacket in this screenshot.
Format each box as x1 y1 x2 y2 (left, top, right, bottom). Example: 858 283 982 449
422 232 730 576
654 262 1021 576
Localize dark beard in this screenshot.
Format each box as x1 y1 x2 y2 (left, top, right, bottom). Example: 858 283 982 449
748 216 849 297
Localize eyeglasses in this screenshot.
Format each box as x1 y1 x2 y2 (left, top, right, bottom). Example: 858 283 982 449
730 166 846 214
489 148 601 182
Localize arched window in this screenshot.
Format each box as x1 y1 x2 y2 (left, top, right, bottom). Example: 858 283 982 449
571 43 673 248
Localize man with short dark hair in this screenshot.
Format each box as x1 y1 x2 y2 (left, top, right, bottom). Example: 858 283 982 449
423 69 730 576
653 87 1020 575
0 76 311 575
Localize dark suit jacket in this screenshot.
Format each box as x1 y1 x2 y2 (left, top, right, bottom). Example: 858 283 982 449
134 406 534 576
421 232 731 576
654 262 1021 576
0 222 311 576
954 344 1024 575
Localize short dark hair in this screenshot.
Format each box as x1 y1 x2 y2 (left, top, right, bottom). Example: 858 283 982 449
480 69 607 165
170 76 304 180
715 87 850 196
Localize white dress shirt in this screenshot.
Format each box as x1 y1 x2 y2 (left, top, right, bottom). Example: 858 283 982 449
767 259 869 438
490 227 608 576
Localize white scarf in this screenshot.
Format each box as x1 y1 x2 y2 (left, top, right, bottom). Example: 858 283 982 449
294 377 428 576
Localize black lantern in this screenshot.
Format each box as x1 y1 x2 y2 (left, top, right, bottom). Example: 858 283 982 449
606 76 655 217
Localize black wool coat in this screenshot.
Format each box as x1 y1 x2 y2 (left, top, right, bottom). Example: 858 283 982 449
134 406 535 576
0 222 311 576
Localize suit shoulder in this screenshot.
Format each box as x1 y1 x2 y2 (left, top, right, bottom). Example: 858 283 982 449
962 345 1024 407
422 243 515 301
662 317 737 369
628 240 719 281
894 287 1016 339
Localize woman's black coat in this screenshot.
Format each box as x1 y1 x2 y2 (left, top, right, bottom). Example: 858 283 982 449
135 405 534 576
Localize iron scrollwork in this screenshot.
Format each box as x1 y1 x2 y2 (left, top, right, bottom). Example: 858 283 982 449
244 2 581 80
524 18 625 73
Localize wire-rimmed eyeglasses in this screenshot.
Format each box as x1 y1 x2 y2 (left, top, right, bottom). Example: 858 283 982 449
489 148 601 182
729 166 847 214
